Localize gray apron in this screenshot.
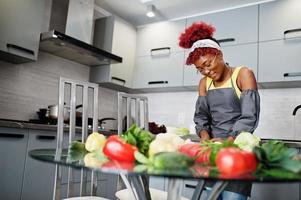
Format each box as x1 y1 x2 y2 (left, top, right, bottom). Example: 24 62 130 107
205 77 252 196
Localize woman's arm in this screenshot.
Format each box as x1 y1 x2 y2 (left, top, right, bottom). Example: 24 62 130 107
195 77 211 141
231 67 260 136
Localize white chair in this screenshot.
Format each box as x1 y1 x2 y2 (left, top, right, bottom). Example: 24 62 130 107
115 92 189 200
115 188 189 200
54 77 109 200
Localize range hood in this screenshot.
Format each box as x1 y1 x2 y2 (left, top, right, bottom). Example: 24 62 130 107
39 0 122 66
39 30 122 66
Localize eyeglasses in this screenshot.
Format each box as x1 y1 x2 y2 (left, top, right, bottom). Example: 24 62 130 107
196 54 217 75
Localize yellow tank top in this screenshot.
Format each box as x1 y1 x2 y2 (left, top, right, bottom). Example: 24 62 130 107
206 66 243 99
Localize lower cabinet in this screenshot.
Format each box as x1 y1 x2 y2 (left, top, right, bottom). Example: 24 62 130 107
20 130 115 200
182 180 198 199
21 130 58 200
0 128 29 200
149 177 166 190
250 183 299 200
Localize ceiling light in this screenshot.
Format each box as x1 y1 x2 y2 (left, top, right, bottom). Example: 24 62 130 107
146 4 156 18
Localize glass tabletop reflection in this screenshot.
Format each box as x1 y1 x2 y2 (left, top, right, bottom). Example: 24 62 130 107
29 148 301 183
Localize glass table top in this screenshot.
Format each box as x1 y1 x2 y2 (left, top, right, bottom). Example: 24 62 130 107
29 148 301 183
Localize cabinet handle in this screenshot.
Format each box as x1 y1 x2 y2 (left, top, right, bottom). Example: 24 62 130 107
283 72 301 77
36 135 56 140
284 28 301 36
185 184 197 189
151 47 171 52
112 76 126 85
148 81 168 85
217 38 235 44
150 47 171 56
6 43 35 55
0 133 24 139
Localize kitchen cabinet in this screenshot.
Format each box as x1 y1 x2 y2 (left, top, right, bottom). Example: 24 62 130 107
0 0 45 63
21 130 102 200
259 0 301 42
183 43 258 86
21 130 57 200
258 38 301 83
60 178 115 199
187 5 258 46
182 180 198 199
149 177 166 191
91 16 136 88
136 20 186 57
133 51 185 88
132 20 186 90
0 128 28 200
250 183 299 200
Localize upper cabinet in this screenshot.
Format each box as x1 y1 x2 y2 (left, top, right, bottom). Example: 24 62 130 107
0 0 45 63
258 0 301 85
136 19 186 57
258 38 301 83
132 20 186 89
187 5 258 46
133 51 184 88
90 16 136 89
259 0 301 42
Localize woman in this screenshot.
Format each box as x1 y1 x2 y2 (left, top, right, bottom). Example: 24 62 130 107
179 22 260 199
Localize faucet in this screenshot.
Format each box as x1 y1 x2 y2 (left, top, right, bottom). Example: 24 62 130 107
292 105 301 116
99 117 116 130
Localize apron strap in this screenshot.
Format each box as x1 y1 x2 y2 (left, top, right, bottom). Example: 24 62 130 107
207 78 214 90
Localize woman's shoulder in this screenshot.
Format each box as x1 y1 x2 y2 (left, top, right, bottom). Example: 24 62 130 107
236 66 257 90
199 77 207 96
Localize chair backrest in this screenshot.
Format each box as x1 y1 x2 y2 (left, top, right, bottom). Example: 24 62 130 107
117 92 149 135
116 92 149 199
54 77 99 199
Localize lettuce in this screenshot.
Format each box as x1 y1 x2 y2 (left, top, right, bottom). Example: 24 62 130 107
234 132 261 152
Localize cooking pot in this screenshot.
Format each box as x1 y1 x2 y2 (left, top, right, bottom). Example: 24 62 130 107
48 104 82 121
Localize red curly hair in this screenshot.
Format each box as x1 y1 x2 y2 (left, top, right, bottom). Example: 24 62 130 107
179 22 221 65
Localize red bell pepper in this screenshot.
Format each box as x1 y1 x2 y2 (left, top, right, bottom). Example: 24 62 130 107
179 143 211 164
103 135 138 162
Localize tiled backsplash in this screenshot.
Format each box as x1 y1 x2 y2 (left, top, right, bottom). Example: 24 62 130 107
0 52 118 125
140 88 301 140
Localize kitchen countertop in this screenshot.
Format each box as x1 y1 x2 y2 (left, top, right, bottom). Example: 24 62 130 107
0 119 117 136
182 134 301 148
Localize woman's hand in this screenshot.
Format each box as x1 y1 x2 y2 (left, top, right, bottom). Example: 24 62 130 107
199 130 210 142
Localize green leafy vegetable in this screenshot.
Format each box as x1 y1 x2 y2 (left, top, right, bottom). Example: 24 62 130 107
122 124 155 156
254 140 301 174
68 141 88 162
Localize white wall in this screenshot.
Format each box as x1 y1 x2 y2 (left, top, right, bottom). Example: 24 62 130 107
140 88 301 140
0 52 118 128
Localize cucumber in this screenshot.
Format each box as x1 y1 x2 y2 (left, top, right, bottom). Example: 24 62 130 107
152 152 194 170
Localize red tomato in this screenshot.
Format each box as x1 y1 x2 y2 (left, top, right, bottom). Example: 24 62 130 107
241 151 258 173
103 135 138 162
216 147 248 175
179 143 211 164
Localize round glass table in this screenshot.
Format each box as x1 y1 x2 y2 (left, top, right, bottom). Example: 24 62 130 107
30 149 301 200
